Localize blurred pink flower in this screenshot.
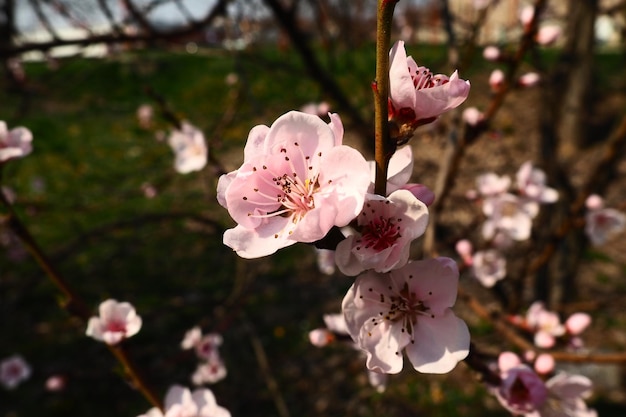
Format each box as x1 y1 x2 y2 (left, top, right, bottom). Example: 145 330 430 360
533 353 555 375
584 195 625 246
0 121 33 163
472 249 506 287
342 258 469 374
455 239 473 265
45 375 66 392
0 354 31 390
136 104 153 129
138 385 231 417
516 161 558 203
494 352 548 414
335 189 429 275
192 356 227 386
518 72 541 88
482 193 538 241
489 69 505 92
218 111 370 258
181 326 203 350
536 25 561 45
526 302 565 348
300 101 331 117
86 299 142 345
483 46 501 61
462 107 485 126
388 41 470 139
565 313 591 336
167 122 208 174
476 172 511 197
308 328 335 347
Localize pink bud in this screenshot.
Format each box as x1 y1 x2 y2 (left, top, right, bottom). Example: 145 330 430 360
489 69 505 92
518 72 540 87
565 313 591 335
308 329 334 347
585 194 604 210
534 353 555 374
498 351 522 373
519 5 535 27
483 46 501 61
536 25 561 45
462 107 484 126
455 239 473 265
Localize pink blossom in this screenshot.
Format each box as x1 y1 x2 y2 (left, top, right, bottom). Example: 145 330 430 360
168 122 208 174
533 353 555 375
526 302 565 348
192 356 227 386
138 385 231 417
181 326 203 350
462 107 485 126
483 46 501 61
519 5 535 27
0 121 33 163
0 354 31 390
565 313 591 336
476 172 511 197
536 25 561 46
308 328 335 347
585 205 626 246
388 41 470 139
518 72 541 88
516 161 558 203
455 239 473 265
537 373 596 417
342 258 470 374
489 69 505 92
471 249 506 287
494 353 548 414
482 193 538 241
86 299 142 345
315 248 336 275
335 190 429 275
218 111 370 258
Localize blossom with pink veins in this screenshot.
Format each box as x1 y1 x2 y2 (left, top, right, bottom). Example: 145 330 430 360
86 299 142 345
335 189 429 275
482 193 538 242
516 161 558 203
472 249 507 287
342 257 470 374
388 41 470 140
167 122 208 174
526 302 565 349
584 195 626 246
217 111 370 258
0 354 31 390
138 385 231 417
0 121 33 163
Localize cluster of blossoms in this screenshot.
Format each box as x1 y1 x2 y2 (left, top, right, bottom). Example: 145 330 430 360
458 161 558 287
491 352 597 417
217 41 471 378
509 301 592 350
138 385 230 417
181 327 227 386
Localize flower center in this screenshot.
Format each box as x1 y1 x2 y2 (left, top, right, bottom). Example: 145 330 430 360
105 320 127 334
359 216 401 250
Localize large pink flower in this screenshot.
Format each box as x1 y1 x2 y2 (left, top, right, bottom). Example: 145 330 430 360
335 189 429 275
86 299 142 345
342 258 469 374
218 111 370 258
0 121 32 163
388 41 470 140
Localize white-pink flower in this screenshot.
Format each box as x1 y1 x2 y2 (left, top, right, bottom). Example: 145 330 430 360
483 46 501 61
217 111 370 258
472 249 507 287
536 25 561 46
565 313 591 336
526 302 565 348
335 189 429 275
168 122 208 174
388 41 470 138
584 195 625 246
489 69 505 92
0 121 33 163
516 161 558 203
86 299 142 345
0 354 31 390
518 72 541 88
342 258 470 374
138 385 231 417
192 356 227 386
476 172 511 197
482 193 538 241
462 107 485 126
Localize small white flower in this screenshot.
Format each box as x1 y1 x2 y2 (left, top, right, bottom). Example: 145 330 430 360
86 299 142 345
0 354 31 390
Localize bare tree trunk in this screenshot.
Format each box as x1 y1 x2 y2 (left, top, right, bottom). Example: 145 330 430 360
557 0 598 161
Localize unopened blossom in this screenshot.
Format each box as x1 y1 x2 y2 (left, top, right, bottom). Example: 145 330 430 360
0 355 31 390
483 46 501 61
482 193 538 242
0 121 33 163
518 72 541 88
584 195 625 246
342 258 470 374
455 239 473 265
519 5 535 27
489 69 505 92
168 122 208 174
192 356 227 386
45 375 66 392
138 385 231 417
136 104 153 129
335 190 429 275
565 313 591 336
462 107 485 126
526 302 565 348
533 353 555 375
308 328 335 347
472 249 506 287
217 111 370 258
516 161 558 203
536 25 561 46
86 299 142 345
388 40 470 142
